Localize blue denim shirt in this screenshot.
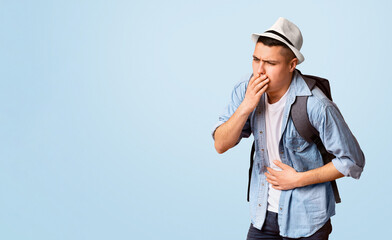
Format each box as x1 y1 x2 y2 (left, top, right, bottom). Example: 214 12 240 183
212 70 365 238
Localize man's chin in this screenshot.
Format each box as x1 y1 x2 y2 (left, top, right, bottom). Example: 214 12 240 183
265 88 275 95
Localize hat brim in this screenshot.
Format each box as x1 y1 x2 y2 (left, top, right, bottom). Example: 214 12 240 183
251 33 304 64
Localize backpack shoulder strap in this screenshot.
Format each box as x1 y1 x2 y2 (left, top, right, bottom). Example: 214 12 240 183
291 96 319 143
247 141 255 202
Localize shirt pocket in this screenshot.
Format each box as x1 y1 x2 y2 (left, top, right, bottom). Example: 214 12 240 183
285 136 322 171
286 136 310 153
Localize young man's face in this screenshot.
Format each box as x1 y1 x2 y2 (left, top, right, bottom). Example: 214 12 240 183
252 42 297 96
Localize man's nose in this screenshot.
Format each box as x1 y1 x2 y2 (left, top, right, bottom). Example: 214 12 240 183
257 62 265 75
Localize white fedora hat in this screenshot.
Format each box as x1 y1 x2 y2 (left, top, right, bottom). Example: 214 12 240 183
251 17 305 64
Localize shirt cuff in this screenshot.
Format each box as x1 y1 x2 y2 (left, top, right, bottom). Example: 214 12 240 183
332 157 363 179
211 121 225 140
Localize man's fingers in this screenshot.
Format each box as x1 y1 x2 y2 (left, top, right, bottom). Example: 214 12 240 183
254 78 269 91
265 171 277 181
243 74 269 110
266 179 282 190
256 82 269 96
272 185 283 190
249 73 260 85
273 160 289 170
265 175 279 185
266 167 278 175
250 74 268 88
252 75 268 88
267 179 279 186
249 74 260 85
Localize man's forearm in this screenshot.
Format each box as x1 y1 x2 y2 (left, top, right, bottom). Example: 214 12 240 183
296 162 344 188
214 73 269 154
266 160 345 190
214 102 252 154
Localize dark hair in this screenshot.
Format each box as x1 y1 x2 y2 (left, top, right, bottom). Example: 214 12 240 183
257 36 296 62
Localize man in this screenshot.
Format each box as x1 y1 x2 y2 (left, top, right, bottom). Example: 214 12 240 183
212 17 365 239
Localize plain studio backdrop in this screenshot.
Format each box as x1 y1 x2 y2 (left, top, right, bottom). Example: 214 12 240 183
0 1 390 239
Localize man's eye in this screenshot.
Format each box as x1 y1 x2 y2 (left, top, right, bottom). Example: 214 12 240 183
253 58 259 61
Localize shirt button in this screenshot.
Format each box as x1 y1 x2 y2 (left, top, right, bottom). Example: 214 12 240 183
280 151 284 154
259 204 262 207
261 148 264 151
280 207 283 210
258 111 262 114
262 183 264 186
259 131 263 134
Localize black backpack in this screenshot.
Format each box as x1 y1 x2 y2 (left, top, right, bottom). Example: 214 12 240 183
247 70 341 204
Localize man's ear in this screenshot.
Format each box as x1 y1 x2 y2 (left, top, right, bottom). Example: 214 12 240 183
289 58 298 72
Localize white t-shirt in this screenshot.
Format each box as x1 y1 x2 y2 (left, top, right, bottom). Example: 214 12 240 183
265 88 289 213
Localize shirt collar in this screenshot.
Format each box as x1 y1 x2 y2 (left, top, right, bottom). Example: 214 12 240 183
289 69 312 98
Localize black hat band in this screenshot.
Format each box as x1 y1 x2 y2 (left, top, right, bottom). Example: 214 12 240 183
265 30 294 47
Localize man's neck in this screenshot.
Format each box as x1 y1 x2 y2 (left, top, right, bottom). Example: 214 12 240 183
267 88 289 104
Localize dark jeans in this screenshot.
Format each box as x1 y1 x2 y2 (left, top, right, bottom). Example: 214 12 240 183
246 211 332 240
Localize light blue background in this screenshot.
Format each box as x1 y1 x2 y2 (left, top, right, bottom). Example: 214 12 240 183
0 1 390 239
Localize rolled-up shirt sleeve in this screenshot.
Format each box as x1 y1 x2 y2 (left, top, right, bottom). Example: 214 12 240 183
315 100 365 179
212 76 252 144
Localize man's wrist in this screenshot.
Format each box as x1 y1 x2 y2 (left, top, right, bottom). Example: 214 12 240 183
238 101 254 117
296 172 306 188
